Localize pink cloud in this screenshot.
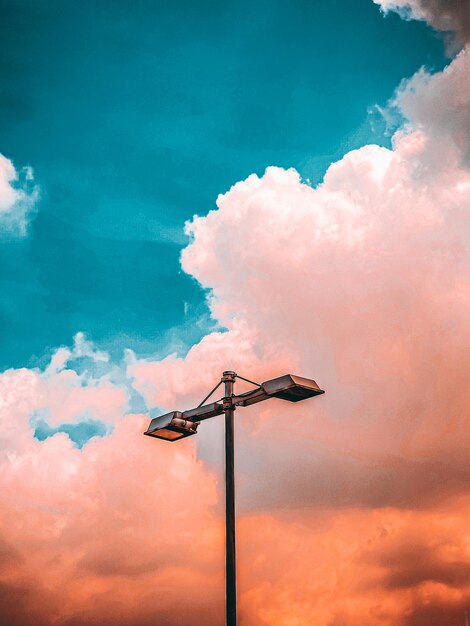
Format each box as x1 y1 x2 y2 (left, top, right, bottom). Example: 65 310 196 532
1 28 470 626
0 365 223 625
373 0 470 51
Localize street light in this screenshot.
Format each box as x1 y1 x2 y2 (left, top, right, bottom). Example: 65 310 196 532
145 410 199 441
144 371 324 626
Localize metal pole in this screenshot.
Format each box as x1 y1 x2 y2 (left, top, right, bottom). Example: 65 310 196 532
223 371 236 626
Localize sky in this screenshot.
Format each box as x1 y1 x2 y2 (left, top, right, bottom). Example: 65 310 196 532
0 0 445 368
0 1 469 625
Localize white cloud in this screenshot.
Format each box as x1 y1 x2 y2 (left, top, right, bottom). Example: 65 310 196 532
0 153 38 237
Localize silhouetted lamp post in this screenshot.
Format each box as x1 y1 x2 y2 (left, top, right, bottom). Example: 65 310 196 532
144 372 324 626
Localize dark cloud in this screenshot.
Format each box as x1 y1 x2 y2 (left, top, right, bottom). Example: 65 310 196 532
0 587 222 626
60 603 222 626
392 0 470 52
380 542 470 589
403 596 470 626
0 539 23 574
422 0 470 45
0 581 55 626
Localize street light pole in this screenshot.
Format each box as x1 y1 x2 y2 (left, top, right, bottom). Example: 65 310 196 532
223 371 237 626
144 372 324 626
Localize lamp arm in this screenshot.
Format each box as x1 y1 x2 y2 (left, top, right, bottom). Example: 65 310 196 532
197 379 224 407
235 374 261 388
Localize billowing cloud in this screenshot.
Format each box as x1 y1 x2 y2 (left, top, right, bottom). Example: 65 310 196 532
130 36 470 624
1 8 470 626
374 0 470 50
395 47 470 163
236 503 470 626
0 153 38 237
0 356 224 625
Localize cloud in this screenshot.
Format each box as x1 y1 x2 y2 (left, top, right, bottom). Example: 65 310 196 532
129 81 470 516
129 38 470 623
0 353 224 625
374 0 470 50
0 153 38 237
1 11 470 626
236 504 470 626
394 47 470 164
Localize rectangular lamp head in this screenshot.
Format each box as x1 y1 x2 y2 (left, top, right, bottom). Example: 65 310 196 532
262 374 324 402
144 410 198 442
233 374 324 407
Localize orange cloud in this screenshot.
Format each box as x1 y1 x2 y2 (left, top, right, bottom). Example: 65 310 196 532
237 499 470 626
1 27 470 626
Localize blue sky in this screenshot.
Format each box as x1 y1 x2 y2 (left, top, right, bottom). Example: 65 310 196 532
0 0 445 369
2 4 470 623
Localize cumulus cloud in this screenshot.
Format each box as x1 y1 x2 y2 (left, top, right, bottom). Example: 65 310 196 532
0 351 223 625
395 47 470 164
374 0 470 50
0 153 38 237
130 38 470 623
1 7 470 626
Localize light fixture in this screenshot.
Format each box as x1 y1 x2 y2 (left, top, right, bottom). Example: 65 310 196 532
144 371 324 626
233 374 324 407
144 410 199 441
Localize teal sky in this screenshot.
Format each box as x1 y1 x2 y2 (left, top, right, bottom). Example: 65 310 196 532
0 0 445 369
